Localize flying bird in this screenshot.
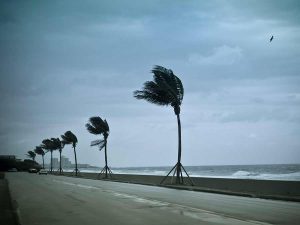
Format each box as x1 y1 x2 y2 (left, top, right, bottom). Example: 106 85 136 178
270 35 274 42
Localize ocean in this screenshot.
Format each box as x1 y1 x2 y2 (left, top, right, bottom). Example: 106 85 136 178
73 164 300 181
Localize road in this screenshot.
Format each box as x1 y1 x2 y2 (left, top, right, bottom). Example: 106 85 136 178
6 172 300 225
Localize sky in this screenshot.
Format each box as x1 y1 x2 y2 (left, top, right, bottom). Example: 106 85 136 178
0 0 300 167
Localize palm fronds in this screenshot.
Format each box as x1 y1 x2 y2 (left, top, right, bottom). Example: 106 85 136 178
86 117 109 137
86 116 111 178
26 150 36 161
86 116 109 145
34 146 45 169
91 139 106 151
61 131 78 148
41 139 53 152
51 138 63 151
133 65 184 114
34 146 44 156
61 130 78 176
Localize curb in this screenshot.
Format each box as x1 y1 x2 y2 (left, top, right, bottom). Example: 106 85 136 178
6 178 22 225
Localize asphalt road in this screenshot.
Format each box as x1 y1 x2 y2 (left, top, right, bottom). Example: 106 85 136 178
6 172 300 225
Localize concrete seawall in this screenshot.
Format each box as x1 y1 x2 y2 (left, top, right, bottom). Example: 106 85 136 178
60 172 300 201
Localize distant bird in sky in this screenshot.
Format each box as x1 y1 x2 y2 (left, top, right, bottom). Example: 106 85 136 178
270 35 274 42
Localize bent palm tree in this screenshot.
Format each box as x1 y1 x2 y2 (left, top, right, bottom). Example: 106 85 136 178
26 150 36 161
61 131 78 176
41 138 55 173
86 116 112 179
51 138 64 175
134 65 193 185
34 146 45 169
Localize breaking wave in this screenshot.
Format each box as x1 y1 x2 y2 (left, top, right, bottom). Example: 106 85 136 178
71 164 300 181
232 170 300 181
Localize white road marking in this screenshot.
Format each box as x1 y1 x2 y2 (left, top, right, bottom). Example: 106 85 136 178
53 179 98 190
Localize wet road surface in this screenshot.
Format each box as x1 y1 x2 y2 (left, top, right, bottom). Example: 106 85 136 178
6 172 300 225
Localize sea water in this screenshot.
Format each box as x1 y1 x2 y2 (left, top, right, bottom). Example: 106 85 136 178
76 164 300 181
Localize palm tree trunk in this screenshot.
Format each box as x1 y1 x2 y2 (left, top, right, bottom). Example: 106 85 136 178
104 139 108 178
59 150 62 175
160 110 193 186
50 151 53 173
176 113 182 184
42 155 45 169
73 146 78 176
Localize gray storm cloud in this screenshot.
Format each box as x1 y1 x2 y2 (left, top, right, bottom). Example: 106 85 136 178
0 0 299 167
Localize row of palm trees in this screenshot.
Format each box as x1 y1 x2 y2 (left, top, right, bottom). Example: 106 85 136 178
27 131 78 175
26 65 193 185
26 117 112 178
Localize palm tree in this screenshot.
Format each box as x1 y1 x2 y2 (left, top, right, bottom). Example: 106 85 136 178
61 131 78 176
51 138 64 175
41 138 55 173
86 116 112 179
134 65 193 185
34 146 45 169
26 150 36 161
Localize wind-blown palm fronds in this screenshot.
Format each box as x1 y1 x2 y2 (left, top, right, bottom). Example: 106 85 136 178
90 139 105 150
41 138 56 173
86 116 112 178
34 146 45 169
61 131 78 176
134 65 184 114
26 150 36 161
134 65 193 185
51 138 64 174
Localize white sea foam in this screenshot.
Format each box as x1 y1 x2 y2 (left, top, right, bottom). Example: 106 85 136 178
112 169 167 176
254 171 300 181
232 170 259 177
231 170 300 181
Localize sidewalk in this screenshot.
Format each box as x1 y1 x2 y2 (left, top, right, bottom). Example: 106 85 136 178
0 172 17 225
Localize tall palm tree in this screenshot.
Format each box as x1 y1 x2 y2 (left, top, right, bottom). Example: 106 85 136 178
26 150 36 161
41 138 55 173
51 138 64 175
61 131 78 176
86 116 112 179
34 146 45 169
134 65 193 185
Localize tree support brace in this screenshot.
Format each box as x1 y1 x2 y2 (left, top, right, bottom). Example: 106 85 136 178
97 166 113 179
160 162 194 186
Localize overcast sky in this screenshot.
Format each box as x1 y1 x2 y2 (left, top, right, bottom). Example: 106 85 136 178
1 0 300 167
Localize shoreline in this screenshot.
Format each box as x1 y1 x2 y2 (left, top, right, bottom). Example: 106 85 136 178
56 172 300 202
57 163 300 181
